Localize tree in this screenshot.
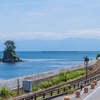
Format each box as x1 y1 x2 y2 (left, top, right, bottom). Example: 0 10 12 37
2 40 19 62
4 40 16 50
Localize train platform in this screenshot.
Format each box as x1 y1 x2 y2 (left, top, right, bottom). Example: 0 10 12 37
50 80 100 100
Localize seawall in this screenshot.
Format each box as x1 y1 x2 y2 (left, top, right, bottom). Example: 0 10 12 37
0 59 97 90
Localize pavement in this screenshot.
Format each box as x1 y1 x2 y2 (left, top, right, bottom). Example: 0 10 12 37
50 80 100 100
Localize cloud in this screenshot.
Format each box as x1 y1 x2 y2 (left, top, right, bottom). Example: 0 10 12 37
67 29 100 39
0 29 100 40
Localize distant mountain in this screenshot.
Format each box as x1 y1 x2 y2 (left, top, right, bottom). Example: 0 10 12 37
0 38 100 51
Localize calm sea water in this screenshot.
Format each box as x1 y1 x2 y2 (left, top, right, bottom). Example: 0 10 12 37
0 51 99 81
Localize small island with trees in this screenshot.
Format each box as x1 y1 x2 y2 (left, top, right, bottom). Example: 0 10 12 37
0 40 23 62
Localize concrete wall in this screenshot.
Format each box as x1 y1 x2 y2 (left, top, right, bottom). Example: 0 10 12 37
0 59 97 90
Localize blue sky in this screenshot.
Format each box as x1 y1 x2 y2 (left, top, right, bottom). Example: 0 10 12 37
0 0 100 51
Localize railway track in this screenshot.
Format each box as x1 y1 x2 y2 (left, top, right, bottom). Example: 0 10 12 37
13 62 100 100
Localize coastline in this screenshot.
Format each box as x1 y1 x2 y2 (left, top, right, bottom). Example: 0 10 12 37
0 59 97 90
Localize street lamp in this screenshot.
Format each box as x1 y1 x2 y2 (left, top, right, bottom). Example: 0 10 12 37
83 56 89 79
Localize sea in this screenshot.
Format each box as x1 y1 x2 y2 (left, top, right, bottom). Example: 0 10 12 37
0 51 99 81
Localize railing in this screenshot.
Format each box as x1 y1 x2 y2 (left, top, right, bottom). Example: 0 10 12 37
14 74 100 100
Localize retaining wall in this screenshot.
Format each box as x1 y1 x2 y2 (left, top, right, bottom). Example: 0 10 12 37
0 59 97 90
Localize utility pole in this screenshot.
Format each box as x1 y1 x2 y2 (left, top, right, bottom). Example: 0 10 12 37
84 56 89 79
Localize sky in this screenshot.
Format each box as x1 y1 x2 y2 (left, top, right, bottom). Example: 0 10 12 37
0 0 100 51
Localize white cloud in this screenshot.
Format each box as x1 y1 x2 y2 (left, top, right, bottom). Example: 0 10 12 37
67 29 100 39
0 29 100 40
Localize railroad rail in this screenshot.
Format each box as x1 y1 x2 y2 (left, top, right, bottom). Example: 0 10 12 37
13 62 100 100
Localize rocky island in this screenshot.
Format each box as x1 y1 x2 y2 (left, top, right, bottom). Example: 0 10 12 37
0 40 23 62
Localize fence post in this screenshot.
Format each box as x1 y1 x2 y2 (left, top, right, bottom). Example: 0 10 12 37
74 85 75 89
93 78 94 81
43 93 45 98
34 95 36 100
17 79 19 94
97 76 98 79
63 87 66 92
51 91 53 96
30 96 33 100
69 86 71 90
58 89 59 94
78 83 79 87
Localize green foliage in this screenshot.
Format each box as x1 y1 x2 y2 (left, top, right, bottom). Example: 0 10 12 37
96 53 100 59
38 69 85 89
0 97 3 100
3 40 18 60
60 72 67 81
0 86 15 98
32 83 39 91
51 76 61 85
4 40 16 50
67 70 71 73
38 81 51 89
19 90 25 94
80 68 84 70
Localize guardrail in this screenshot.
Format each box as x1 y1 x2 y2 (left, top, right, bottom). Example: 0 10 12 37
13 74 100 100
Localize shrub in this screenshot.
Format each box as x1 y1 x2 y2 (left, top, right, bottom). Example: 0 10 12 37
59 75 67 82
80 70 85 75
66 74 71 80
32 87 39 92
80 68 84 70
21 90 25 94
10 90 16 96
67 70 71 74
76 71 81 76
0 86 15 98
47 78 51 82
51 76 61 85
0 97 3 100
32 83 39 91
38 81 52 89
60 72 67 82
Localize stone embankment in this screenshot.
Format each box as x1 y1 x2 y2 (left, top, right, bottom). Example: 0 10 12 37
0 59 97 90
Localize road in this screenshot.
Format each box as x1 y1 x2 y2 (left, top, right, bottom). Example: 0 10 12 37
83 86 100 100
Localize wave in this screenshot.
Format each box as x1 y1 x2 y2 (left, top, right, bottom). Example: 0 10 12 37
23 59 69 62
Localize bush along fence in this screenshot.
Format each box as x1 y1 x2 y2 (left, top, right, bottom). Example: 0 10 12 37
13 74 100 100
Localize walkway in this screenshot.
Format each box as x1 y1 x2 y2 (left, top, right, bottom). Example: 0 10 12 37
50 80 100 100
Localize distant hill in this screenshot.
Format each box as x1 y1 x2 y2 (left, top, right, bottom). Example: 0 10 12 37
0 38 100 51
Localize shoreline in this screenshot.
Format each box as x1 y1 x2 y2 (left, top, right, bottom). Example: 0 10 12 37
0 58 27 62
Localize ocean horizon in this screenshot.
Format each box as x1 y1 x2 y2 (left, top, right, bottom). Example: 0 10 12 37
0 51 99 81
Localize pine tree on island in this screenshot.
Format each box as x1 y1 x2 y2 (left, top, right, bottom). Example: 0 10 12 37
2 40 20 62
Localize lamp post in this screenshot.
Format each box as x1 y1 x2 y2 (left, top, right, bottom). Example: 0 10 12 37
84 56 89 79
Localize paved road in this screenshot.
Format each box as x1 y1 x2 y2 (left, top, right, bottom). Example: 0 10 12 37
50 80 100 100
83 86 100 100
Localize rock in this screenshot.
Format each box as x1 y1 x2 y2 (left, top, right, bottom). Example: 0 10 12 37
2 57 19 62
